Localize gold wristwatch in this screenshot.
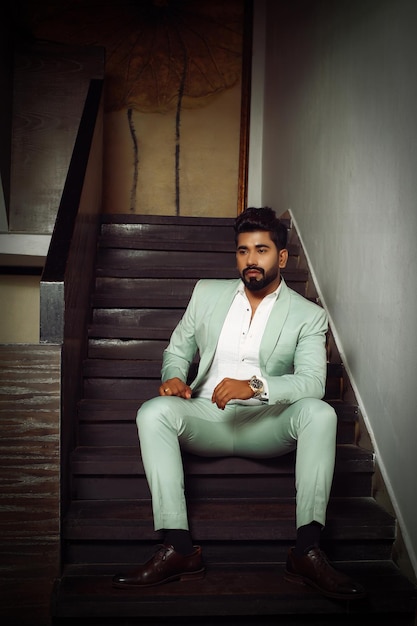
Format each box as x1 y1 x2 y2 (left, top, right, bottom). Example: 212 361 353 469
248 375 264 399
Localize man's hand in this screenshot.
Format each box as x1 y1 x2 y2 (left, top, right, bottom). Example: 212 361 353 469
159 377 192 399
211 378 254 410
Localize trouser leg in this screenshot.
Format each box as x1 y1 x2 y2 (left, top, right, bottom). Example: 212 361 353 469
292 399 337 528
136 396 337 531
230 398 337 527
136 396 235 531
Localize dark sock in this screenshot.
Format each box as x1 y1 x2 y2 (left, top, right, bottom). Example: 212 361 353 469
294 521 322 556
163 529 194 555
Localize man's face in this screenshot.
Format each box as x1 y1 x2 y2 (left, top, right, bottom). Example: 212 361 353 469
236 230 288 293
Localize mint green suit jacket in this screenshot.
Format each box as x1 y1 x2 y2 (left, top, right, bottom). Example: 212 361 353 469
161 278 328 406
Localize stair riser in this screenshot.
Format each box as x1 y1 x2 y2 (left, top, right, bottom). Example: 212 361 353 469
88 339 169 360
95 249 301 277
92 278 309 309
82 378 344 401
91 307 184 328
96 250 237 278
72 473 373 500
77 421 356 446
100 220 236 246
63 539 395 566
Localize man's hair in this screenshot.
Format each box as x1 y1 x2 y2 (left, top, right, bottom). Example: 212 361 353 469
234 206 288 250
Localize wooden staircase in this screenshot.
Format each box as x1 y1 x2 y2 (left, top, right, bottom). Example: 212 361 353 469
51 214 417 625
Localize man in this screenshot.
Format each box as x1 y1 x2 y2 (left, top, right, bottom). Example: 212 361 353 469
113 207 365 600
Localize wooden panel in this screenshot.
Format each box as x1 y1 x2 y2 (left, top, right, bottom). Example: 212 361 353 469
0 344 61 623
10 42 104 233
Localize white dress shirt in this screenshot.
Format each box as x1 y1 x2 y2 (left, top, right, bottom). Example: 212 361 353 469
196 281 282 404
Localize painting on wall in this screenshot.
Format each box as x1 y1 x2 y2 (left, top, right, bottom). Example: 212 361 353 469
25 0 251 218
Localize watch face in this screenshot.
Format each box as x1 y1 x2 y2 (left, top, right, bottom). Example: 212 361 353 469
251 378 263 390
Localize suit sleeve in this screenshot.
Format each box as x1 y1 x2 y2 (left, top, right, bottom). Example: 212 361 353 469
160 281 201 382
265 305 328 405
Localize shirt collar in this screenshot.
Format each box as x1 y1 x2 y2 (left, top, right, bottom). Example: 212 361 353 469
237 279 282 300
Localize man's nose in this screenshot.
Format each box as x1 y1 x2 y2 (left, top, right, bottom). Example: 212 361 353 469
246 250 258 265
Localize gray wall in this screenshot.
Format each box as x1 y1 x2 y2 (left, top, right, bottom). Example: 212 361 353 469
251 0 417 575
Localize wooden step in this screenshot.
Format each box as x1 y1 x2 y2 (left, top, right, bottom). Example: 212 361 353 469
96 244 300 270
76 398 358 448
81 357 343 378
96 249 301 276
51 560 417 624
70 445 374 503
87 339 168 360
96 249 238 278
72 467 372 502
71 444 374 477
89 307 185 340
81 377 344 402
62 496 396 566
92 275 309 309
76 393 357 448
98 215 291 254
77 398 360 423
80 360 344 400
63 496 395 543
100 221 235 252
81 365 343 399
76 414 355 448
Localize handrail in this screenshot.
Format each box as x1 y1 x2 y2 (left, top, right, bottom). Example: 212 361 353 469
39 78 104 521
40 78 103 343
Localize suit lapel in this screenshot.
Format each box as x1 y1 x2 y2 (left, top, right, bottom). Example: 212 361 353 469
208 282 238 336
259 279 291 366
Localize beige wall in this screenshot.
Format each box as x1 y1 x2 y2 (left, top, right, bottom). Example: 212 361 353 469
0 275 40 343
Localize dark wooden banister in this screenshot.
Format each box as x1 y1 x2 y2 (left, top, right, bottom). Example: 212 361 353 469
40 78 104 343
40 77 104 519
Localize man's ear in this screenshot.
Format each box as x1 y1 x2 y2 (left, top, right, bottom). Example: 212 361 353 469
279 248 289 269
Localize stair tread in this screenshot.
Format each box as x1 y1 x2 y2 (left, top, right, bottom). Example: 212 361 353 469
81 357 343 377
95 249 303 278
70 444 373 476
77 397 359 422
63 496 396 545
99 214 291 229
83 358 163 377
92 281 309 307
94 267 308 280
99 236 300 256
101 214 238 226
53 560 417 619
65 496 394 526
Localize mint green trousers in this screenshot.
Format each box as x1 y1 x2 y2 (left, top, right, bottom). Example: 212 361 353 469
136 396 337 532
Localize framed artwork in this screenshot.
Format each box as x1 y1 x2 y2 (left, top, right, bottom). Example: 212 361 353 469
28 0 252 218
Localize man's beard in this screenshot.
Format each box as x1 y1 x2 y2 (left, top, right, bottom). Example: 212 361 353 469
241 266 279 292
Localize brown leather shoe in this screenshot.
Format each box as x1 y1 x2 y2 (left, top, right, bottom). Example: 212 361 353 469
284 547 366 600
112 544 205 588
